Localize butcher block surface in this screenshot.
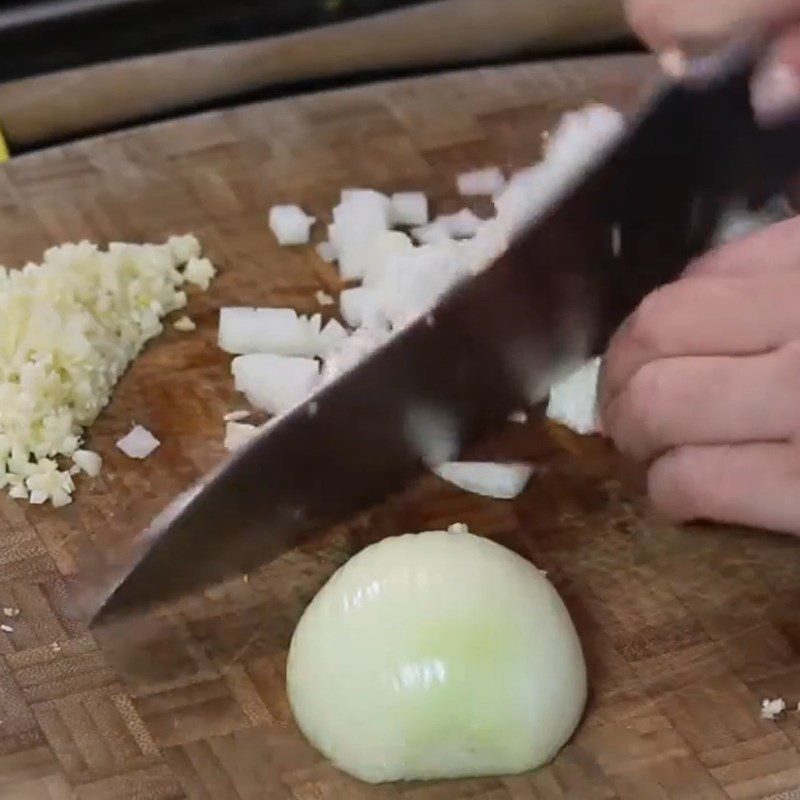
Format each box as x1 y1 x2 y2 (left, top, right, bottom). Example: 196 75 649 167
0 54 799 800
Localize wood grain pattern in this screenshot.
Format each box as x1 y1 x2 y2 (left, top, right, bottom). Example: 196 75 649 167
0 54 799 800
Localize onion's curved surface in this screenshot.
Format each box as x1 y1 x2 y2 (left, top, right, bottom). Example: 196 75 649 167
287 530 587 784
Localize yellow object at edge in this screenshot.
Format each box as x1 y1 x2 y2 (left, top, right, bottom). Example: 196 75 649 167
0 128 9 162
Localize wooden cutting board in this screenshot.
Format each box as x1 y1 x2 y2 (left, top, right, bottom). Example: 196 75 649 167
1 54 799 800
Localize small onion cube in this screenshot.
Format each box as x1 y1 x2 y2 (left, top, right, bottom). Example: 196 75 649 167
434 461 534 499
232 354 320 415
436 208 483 239
318 318 349 356
339 287 385 330
457 166 506 196
410 221 451 245
72 449 102 477
389 192 429 227
269 205 316 246
546 357 601 435
116 426 160 460
218 307 320 357
224 421 261 452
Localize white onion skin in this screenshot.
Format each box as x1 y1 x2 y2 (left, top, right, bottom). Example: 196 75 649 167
287 531 587 784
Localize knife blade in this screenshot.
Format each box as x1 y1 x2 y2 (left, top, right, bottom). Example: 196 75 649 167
91 43 800 623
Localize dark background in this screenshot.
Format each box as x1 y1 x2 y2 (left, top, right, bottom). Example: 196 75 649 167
0 0 428 82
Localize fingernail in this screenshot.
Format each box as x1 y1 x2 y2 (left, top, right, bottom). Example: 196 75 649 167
751 59 800 126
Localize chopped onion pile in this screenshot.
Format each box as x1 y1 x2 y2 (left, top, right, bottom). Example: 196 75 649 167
0 235 214 505
223 105 626 461
287 529 587 783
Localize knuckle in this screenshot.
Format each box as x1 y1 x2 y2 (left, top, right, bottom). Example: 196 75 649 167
648 448 705 521
616 362 667 458
628 286 673 354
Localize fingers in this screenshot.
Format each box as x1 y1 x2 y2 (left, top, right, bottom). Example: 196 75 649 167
648 441 800 535
686 215 800 278
602 347 800 461
751 24 800 125
624 0 800 51
600 273 800 410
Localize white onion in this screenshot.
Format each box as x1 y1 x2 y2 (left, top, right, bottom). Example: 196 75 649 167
287 530 587 783
348 231 414 288
546 357 601 435
231 354 320 414
339 287 386 330
331 194 390 280
116 425 160 459
457 167 507 196
373 243 468 328
269 205 316 246
173 315 196 332
433 461 534 499
389 192 429 227
218 307 320 357
318 318 349 356
410 221 452 245
436 208 483 239
224 420 261 451
71 449 102 477
321 326 388 385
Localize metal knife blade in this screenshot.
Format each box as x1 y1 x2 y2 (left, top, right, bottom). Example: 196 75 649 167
91 43 800 623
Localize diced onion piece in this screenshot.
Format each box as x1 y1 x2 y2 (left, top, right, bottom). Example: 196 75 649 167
410 221 451 245
224 421 261 451
389 192 429 227
321 326 388 385
358 231 415 288
318 318 349 357
331 194 390 280
287 530 587 783
373 242 468 328
232 354 320 415
508 410 528 424
173 315 196 331
494 105 624 238
315 290 335 306
436 208 483 239
546 357 601 435
340 188 391 214
433 461 534 499
457 167 506 196
269 204 316 246
72 449 102 477
167 234 202 264
184 257 216 290
223 409 250 422
339 287 386 330
116 425 160 459
218 307 320 357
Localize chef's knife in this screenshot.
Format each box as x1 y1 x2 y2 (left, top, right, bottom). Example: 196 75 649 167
91 43 800 623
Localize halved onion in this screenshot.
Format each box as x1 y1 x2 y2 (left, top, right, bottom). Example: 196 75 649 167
287 529 587 783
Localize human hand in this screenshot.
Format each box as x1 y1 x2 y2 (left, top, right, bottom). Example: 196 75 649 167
599 216 800 535
624 0 800 124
